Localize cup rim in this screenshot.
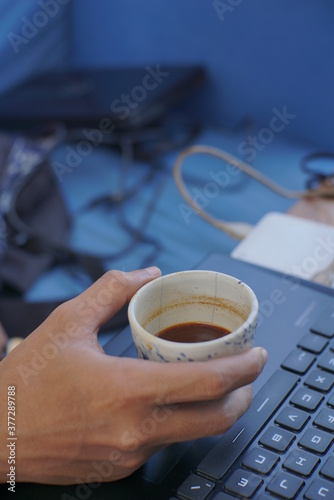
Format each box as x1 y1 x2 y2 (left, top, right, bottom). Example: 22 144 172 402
128 270 258 351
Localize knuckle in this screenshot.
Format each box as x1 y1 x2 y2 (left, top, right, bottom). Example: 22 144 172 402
121 454 145 474
208 386 253 436
206 415 228 436
104 269 127 289
104 269 120 281
50 300 73 322
118 434 140 454
220 409 239 434
203 370 228 399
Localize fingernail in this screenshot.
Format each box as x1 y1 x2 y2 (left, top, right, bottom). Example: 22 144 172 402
144 266 161 277
261 348 268 365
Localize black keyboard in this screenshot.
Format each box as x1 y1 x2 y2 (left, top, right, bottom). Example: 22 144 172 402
174 305 334 500
3 254 334 500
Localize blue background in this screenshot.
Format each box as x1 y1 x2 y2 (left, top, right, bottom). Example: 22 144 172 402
1 1 333 149
0 1 333 332
0 0 71 94
70 0 334 151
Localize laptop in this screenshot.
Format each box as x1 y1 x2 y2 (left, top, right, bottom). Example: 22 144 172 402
2 252 334 499
0 65 205 132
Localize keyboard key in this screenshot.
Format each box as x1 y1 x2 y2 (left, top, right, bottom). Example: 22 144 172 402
275 406 310 432
310 305 334 338
283 449 319 477
298 428 333 454
259 426 295 453
320 456 334 481
314 407 334 432
266 471 304 499
176 473 215 500
281 349 315 374
298 332 328 354
224 469 262 498
304 369 334 392
304 478 334 499
318 351 334 373
290 388 324 412
197 370 298 480
327 392 334 407
242 447 279 475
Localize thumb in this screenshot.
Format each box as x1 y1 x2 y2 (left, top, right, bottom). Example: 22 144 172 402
67 266 161 332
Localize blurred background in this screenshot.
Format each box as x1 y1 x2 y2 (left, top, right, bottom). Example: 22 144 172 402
2 0 333 148
0 0 333 340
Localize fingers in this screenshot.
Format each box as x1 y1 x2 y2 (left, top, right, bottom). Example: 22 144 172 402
146 347 268 405
127 348 265 446
158 385 253 444
56 266 161 332
109 387 251 480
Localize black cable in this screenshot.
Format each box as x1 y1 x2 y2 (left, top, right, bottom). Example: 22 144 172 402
66 119 201 272
116 139 167 268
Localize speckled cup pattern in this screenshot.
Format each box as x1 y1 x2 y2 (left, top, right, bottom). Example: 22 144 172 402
128 270 258 363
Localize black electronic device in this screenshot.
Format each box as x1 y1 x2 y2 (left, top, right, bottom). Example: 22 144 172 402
5 253 334 499
0 65 206 131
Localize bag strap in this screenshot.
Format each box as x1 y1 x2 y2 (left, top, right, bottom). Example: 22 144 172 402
173 145 334 240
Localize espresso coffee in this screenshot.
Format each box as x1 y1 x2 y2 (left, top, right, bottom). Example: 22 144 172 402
156 321 231 343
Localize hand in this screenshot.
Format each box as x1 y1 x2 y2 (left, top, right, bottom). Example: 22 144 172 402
0 267 267 485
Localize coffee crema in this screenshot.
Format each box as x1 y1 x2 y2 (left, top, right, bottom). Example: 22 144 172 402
155 321 231 343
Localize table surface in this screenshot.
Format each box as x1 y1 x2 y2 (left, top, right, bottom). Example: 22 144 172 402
18 124 333 344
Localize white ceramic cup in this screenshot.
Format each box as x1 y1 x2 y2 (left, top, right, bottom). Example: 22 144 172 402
128 270 258 362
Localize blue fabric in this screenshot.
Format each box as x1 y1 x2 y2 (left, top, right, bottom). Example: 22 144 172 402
0 0 71 94
25 126 312 305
